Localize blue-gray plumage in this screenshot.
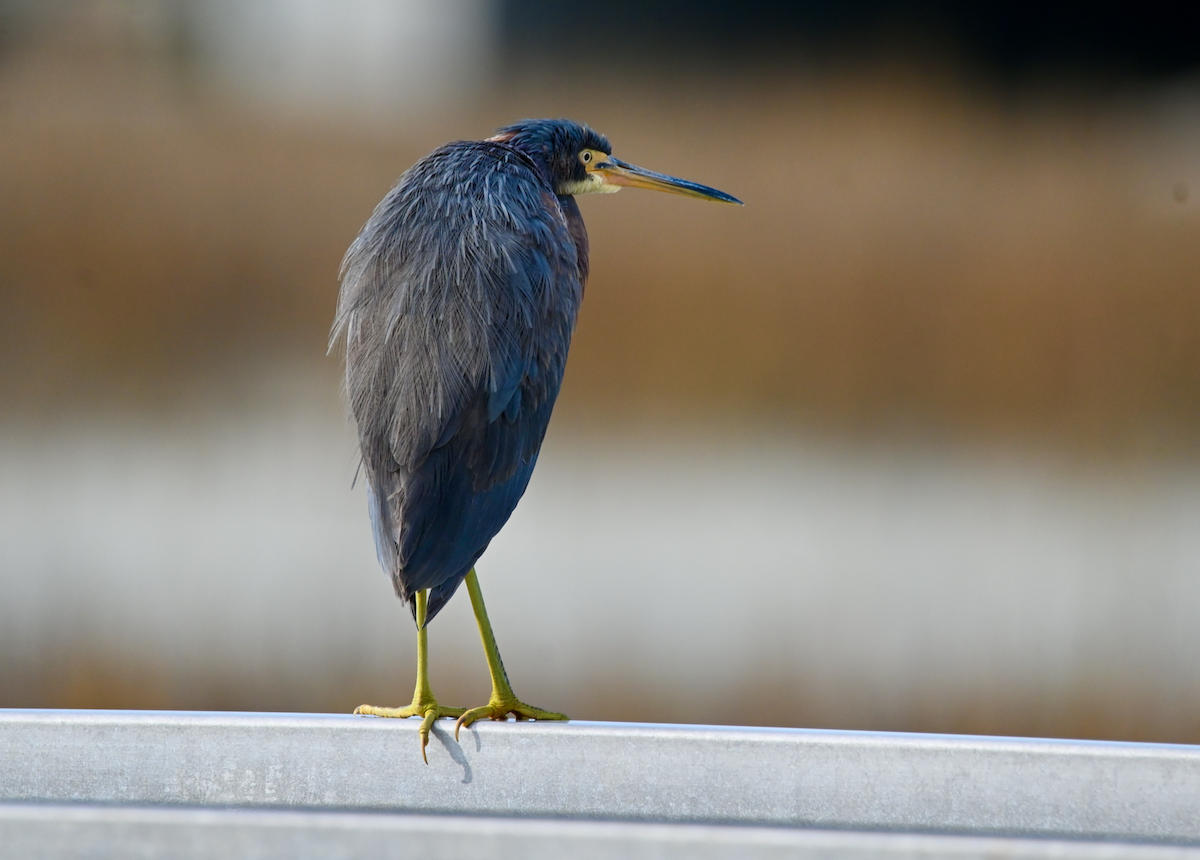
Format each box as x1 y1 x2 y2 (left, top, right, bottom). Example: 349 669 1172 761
331 119 740 758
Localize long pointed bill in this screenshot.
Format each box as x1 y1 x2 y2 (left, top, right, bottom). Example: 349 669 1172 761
596 157 743 205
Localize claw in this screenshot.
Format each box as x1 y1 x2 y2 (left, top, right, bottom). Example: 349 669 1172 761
419 709 438 764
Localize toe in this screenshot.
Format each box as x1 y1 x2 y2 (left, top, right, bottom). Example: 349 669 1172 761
355 704 419 718
454 706 493 739
511 702 568 721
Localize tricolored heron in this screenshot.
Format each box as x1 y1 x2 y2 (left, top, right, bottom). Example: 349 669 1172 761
332 118 741 760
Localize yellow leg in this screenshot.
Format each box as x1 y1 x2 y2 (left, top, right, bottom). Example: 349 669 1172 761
455 568 567 739
355 589 465 763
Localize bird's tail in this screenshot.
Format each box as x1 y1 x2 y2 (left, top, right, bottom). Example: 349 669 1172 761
366 480 404 595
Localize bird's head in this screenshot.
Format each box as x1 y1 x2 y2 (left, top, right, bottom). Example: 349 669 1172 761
489 118 742 205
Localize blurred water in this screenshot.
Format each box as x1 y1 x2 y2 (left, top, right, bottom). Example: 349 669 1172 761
2 373 1200 739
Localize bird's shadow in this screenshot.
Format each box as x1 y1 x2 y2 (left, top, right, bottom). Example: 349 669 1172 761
429 722 476 784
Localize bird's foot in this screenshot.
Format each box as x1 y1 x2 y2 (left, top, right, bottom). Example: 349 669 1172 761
355 700 467 764
454 695 567 740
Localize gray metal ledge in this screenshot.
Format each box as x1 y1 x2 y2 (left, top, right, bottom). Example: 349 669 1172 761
3 709 1200 846
4 805 1200 860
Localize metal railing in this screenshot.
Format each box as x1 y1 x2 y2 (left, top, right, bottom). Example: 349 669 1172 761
3 709 1199 857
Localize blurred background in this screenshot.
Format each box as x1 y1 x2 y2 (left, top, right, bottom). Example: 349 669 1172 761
2 0 1199 743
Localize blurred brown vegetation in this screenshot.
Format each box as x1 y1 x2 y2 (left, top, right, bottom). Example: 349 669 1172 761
2 41 1198 455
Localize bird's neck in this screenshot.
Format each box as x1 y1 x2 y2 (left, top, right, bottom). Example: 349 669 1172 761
557 194 590 289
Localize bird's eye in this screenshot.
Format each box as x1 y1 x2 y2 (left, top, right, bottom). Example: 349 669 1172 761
580 151 592 164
